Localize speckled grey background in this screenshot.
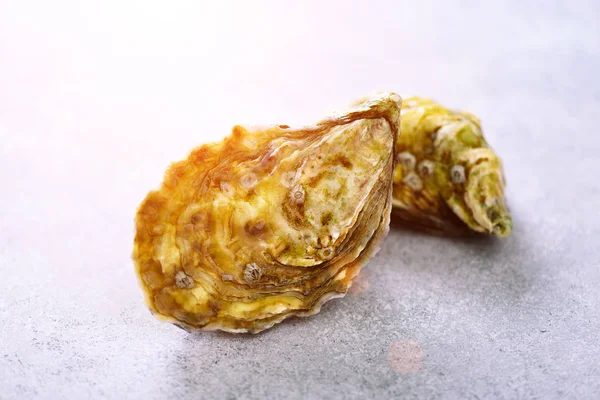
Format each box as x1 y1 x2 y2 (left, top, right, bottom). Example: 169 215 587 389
1 1 599 399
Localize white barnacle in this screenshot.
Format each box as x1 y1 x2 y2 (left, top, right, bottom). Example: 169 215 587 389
175 271 194 289
219 181 234 196
290 185 305 206
304 161 321 178
221 274 234 282
403 172 423 191
317 246 334 260
281 171 296 188
450 165 466 184
240 172 258 189
243 263 262 283
308 152 325 164
418 160 435 177
397 151 416 171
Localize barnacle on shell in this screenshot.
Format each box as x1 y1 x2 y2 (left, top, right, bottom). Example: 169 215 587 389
391 96 512 237
133 93 402 333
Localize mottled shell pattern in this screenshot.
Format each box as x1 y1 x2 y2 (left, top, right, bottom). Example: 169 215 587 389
391 96 512 237
133 93 402 333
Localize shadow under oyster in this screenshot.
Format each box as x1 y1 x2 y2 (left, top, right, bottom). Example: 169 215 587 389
133 93 402 333
391 96 513 237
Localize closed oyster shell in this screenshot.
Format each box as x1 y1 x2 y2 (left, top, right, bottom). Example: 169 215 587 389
391 96 512 237
133 93 402 333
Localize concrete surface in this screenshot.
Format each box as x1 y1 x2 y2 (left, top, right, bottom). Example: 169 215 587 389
1 1 599 399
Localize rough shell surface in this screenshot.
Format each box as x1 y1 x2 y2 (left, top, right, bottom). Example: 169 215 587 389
133 93 402 333
391 96 512 237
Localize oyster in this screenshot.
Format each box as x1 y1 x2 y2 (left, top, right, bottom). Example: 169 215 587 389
392 96 512 237
133 93 402 333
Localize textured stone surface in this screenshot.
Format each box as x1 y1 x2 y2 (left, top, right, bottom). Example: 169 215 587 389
1 1 599 399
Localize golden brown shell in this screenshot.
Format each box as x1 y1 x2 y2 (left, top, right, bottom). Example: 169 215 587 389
133 93 402 333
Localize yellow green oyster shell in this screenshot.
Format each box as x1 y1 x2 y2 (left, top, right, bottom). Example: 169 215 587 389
391 96 512 237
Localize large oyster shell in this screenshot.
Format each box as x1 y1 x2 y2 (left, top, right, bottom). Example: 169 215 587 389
391 96 512 237
133 93 402 333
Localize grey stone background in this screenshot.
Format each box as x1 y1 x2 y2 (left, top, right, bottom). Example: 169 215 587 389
1 1 599 399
